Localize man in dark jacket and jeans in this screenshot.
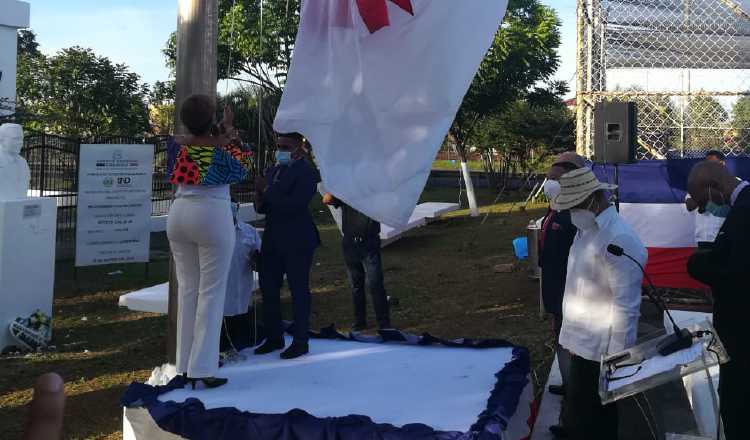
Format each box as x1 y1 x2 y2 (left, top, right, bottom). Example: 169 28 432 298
323 193 392 331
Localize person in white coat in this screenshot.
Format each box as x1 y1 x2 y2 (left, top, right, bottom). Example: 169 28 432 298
221 202 262 355
224 202 261 317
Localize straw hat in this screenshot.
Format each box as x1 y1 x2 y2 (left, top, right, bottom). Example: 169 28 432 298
553 167 617 210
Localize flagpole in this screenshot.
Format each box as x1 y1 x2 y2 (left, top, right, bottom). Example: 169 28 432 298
168 0 219 364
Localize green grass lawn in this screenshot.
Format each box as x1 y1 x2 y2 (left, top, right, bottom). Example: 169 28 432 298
432 160 484 171
0 188 552 440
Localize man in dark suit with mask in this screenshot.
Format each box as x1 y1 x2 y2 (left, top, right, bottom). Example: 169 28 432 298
687 160 750 440
254 132 320 360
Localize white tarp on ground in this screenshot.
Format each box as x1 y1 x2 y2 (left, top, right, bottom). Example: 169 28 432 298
119 273 260 315
124 336 533 440
274 0 508 226
118 283 170 314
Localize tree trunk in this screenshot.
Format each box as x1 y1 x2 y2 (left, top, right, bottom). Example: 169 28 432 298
454 143 480 217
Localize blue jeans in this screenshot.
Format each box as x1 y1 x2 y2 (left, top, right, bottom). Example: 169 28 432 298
343 237 391 329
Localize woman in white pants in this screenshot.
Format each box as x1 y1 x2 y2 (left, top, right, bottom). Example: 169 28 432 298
167 95 251 389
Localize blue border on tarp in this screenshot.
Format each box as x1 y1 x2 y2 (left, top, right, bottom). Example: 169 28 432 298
122 326 531 440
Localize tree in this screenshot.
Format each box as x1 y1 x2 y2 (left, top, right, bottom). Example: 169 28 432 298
732 95 750 151
684 95 729 153
449 0 562 214
163 0 299 160
16 36 150 138
149 80 176 134
164 0 300 94
17 29 41 58
218 86 281 170
472 94 574 189
1 30 42 123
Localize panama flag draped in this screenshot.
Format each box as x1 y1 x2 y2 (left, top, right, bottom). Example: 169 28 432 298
274 0 509 226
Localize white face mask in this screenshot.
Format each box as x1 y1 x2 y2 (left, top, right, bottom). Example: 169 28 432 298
570 209 597 231
570 196 598 231
544 180 562 209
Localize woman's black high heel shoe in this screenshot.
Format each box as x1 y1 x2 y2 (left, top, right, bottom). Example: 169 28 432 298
185 377 228 390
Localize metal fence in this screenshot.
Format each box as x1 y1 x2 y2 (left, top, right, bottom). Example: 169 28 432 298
20 134 255 257
576 0 750 159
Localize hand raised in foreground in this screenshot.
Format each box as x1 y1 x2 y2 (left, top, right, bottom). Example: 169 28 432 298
222 105 235 133
24 373 66 440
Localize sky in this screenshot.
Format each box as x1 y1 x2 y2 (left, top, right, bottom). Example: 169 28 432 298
28 0 178 85
25 0 580 90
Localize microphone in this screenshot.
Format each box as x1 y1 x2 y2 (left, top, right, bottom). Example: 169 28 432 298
606 244 694 357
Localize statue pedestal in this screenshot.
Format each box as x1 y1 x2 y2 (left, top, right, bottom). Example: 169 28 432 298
0 197 57 351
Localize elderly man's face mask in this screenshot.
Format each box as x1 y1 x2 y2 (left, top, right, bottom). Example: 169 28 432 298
702 186 730 217
693 185 726 214
570 196 598 231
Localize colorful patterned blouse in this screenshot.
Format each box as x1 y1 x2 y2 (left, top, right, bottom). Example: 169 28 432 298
170 141 253 186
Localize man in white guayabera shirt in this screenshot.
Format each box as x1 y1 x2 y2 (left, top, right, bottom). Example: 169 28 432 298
552 167 647 440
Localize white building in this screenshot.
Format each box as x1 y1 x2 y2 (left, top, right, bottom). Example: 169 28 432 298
0 0 31 116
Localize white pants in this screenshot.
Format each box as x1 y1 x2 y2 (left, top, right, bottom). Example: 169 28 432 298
167 196 235 378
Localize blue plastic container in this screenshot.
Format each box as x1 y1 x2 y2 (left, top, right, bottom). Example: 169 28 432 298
512 237 529 260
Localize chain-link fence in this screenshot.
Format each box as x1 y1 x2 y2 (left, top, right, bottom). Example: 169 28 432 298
577 0 750 160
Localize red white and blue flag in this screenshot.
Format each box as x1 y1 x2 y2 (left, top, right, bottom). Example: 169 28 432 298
594 159 750 289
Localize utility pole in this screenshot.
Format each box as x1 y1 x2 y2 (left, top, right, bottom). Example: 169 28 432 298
168 0 218 364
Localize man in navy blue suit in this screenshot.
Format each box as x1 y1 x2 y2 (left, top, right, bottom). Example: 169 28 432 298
254 132 320 359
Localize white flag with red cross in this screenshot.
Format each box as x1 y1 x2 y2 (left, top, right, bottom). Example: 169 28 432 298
274 0 509 226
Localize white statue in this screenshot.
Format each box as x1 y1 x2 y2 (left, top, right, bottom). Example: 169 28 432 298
0 124 31 200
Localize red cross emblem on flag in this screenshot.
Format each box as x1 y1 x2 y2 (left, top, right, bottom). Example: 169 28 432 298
356 0 415 33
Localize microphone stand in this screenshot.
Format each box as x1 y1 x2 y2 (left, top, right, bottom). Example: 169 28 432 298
606 245 694 356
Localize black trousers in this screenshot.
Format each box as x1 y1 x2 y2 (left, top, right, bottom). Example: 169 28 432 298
563 355 618 440
720 353 749 440
260 249 315 344
342 237 391 328
220 311 255 352
552 314 571 390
